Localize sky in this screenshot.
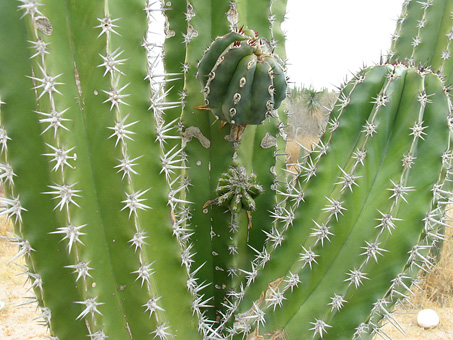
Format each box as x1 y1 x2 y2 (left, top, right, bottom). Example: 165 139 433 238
283 0 406 90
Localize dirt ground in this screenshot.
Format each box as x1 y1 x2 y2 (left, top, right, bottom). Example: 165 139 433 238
0 217 49 339
380 308 453 339
0 217 452 339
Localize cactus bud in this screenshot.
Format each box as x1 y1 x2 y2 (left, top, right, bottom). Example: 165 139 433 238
197 29 287 125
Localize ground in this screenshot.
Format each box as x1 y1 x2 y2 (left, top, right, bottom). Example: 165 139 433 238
0 216 452 339
0 216 49 339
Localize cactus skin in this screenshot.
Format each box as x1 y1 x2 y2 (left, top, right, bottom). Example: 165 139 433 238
389 0 453 83
0 0 452 340
197 32 249 85
198 30 287 125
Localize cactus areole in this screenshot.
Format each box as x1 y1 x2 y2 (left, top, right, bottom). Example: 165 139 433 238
197 29 287 125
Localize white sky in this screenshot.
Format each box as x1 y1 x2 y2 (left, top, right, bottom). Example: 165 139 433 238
283 0 405 90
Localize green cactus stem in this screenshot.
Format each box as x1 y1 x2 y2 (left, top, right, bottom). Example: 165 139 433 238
389 0 453 83
1 0 201 338
172 0 289 325
228 63 452 339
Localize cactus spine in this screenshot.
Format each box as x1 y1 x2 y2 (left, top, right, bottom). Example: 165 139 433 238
0 0 451 339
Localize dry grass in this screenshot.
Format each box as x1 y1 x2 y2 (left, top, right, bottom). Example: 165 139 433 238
0 216 24 286
411 227 453 309
379 218 453 339
0 216 49 340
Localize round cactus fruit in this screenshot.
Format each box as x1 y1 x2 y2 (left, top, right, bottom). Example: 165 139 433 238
197 29 287 125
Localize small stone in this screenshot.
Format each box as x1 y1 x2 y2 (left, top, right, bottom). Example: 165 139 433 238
417 309 440 329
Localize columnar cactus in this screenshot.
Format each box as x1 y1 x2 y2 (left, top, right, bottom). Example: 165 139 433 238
389 0 453 82
0 0 451 339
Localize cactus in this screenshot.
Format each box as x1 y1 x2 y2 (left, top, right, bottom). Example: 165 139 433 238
197 29 287 125
389 0 453 83
0 0 451 340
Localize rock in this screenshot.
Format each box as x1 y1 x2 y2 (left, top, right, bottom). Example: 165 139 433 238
417 309 440 329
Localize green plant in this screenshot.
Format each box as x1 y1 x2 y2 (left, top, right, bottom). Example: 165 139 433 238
389 0 453 83
0 0 451 339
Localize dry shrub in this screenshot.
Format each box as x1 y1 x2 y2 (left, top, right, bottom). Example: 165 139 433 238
408 206 453 308
285 135 321 177
0 217 24 285
285 86 335 177
412 229 453 308
0 215 13 237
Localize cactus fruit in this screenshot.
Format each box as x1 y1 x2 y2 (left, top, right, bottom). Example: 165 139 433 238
197 29 287 125
0 0 452 339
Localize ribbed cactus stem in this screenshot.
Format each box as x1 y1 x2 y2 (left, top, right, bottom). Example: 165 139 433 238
229 64 452 339
1 0 201 338
389 0 453 83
